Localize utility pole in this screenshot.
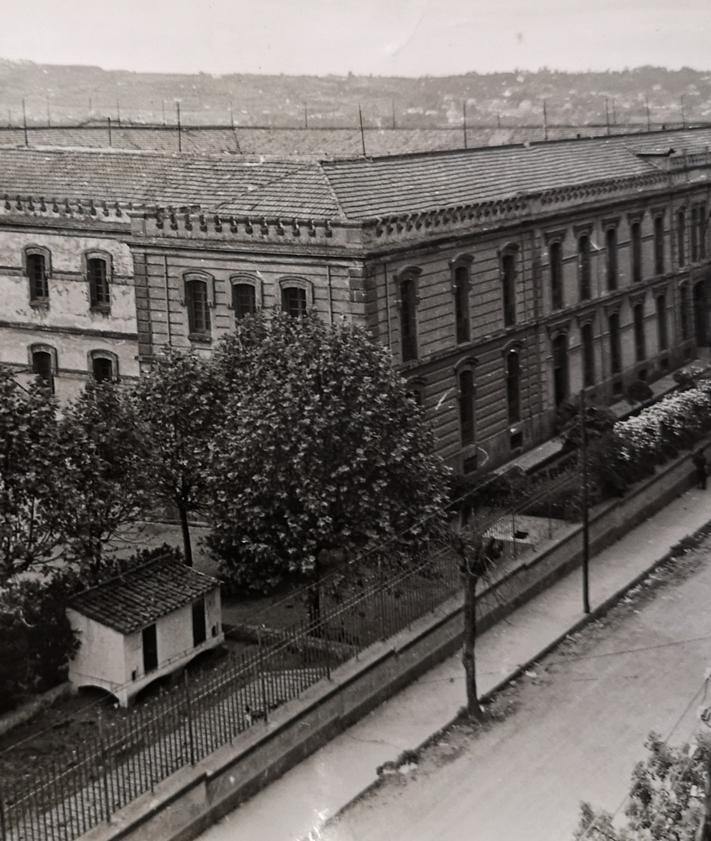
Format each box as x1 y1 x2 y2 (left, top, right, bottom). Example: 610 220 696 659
645 95 651 132
543 99 549 141
22 98 28 147
107 116 112 147
176 101 182 152
579 389 591 615
462 100 468 148
358 103 366 156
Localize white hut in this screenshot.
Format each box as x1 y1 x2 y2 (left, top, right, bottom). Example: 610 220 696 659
66 558 223 707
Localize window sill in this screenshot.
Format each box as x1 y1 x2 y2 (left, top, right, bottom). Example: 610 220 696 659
29 299 49 310
189 333 212 345
90 304 112 316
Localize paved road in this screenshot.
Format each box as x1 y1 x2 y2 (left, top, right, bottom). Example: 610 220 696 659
322 543 711 841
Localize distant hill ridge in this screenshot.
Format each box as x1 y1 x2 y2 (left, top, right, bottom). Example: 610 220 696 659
1 59 710 131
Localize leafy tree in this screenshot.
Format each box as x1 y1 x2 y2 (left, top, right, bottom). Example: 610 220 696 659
130 350 220 566
0 368 66 582
57 380 149 572
207 312 450 602
574 732 710 840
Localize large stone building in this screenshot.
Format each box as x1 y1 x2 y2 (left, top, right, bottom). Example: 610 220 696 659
1 127 710 472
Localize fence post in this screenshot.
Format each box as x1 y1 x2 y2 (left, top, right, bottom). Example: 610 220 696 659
183 672 196 765
0 784 7 841
258 627 269 723
98 711 112 824
379 556 387 640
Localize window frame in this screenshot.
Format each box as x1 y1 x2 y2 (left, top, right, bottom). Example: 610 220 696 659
457 365 476 448
608 311 622 375
551 332 569 407
548 239 564 311
605 226 618 291
580 320 596 389
83 250 112 313
630 220 642 284
182 272 214 340
228 274 261 319
577 233 592 301
677 208 686 268
24 245 51 304
505 346 521 424
278 276 313 318
679 282 691 341
653 214 665 276
396 268 421 363
88 349 119 383
656 292 669 352
500 245 518 327
451 256 472 345
633 301 646 363
28 343 57 393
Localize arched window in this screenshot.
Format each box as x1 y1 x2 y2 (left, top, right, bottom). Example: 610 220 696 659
25 247 50 303
608 312 622 375
551 333 569 407
505 348 521 423
630 221 642 283
633 302 646 362
88 350 119 382
279 277 312 318
578 234 591 301
656 294 668 351
30 345 56 394
398 272 419 362
581 322 595 388
654 215 665 275
549 241 564 310
677 209 686 268
605 227 618 291
186 278 211 336
501 248 517 327
85 254 111 310
458 368 475 446
452 262 471 344
232 283 257 319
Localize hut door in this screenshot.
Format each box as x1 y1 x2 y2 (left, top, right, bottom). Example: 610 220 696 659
142 624 158 673
192 599 206 647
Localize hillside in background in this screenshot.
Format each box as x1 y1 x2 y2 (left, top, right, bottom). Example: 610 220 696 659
2 60 711 129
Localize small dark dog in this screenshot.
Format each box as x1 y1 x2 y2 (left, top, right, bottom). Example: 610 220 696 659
244 704 267 726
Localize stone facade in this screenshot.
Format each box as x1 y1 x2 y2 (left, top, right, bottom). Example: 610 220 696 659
1 132 711 473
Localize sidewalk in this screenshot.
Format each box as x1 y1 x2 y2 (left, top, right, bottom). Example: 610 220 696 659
199 486 711 841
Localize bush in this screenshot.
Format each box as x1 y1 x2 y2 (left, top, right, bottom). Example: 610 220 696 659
626 378 653 403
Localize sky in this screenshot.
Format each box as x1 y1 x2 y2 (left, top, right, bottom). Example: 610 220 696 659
1 0 710 76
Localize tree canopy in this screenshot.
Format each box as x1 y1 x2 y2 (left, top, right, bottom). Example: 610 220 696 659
207 311 450 592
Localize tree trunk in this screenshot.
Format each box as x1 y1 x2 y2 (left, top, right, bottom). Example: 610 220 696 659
462 568 484 720
178 502 193 567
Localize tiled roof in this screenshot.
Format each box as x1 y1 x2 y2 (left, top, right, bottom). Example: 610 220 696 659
2 127 711 223
320 127 711 220
0 148 342 217
68 558 219 635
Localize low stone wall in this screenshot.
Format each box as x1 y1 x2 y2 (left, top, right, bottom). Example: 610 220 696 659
82 446 700 841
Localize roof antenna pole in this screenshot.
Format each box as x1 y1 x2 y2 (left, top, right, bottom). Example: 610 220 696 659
107 116 112 147
605 97 611 136
462 100 468 149
645 95 651 132
543 98 548 141
358 104 366 157
176 101 182 152
22 98 28 147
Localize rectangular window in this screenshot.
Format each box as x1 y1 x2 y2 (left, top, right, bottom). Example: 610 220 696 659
691 207 699 262
281 286 307 318
87 257 110 308
677 209 686 267
630 221 642 283
656 294 668 351
549 242 564 310
502 251 517 326
653 216 664 275
187 280 210 334
578 235 591 301
399 277 418 362
506 350 521 423
27 253 48 301
92 356 113 382
552 334 569 407
680 284 691 340
232 283 256 318
459 369 475 446
142 624 158 674
454 265 470 344
32 350 54 394
606 227 618 291
581 322 595 388
633 303 646 362
192 599 206 647
609 313 622 374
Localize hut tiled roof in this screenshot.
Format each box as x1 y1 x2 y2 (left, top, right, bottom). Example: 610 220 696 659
68 558 219 635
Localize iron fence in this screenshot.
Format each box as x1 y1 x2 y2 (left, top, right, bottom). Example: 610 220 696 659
0 463 580 841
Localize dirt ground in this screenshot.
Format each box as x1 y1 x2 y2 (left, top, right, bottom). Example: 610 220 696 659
323 530 711 841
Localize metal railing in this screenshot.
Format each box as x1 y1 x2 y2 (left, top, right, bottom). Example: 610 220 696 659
0 462 581 841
